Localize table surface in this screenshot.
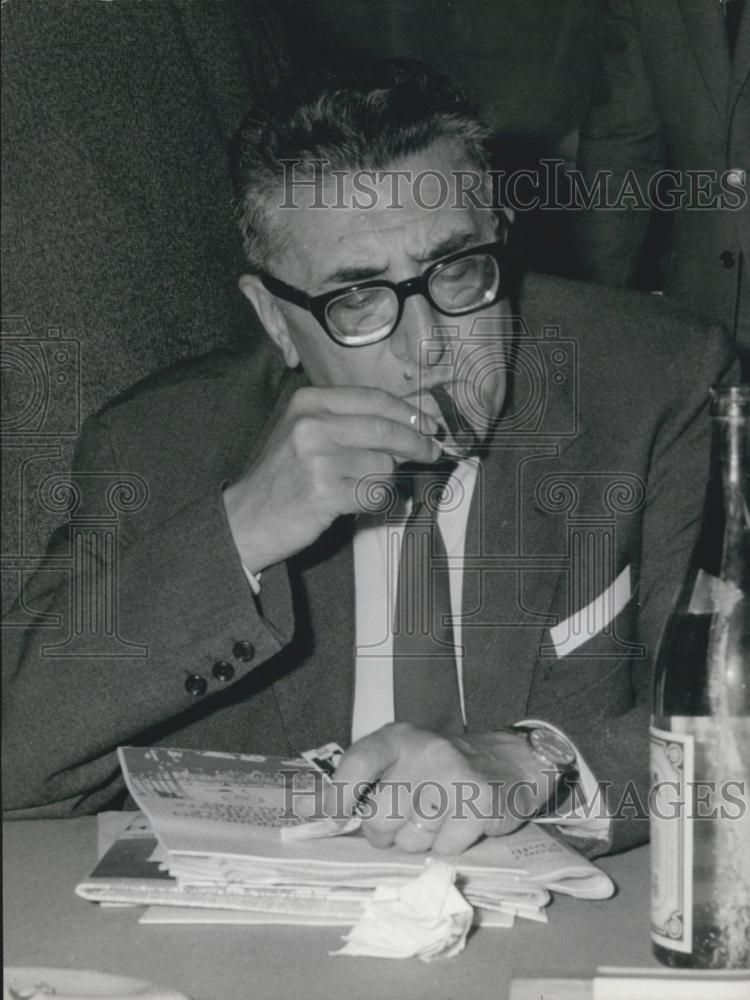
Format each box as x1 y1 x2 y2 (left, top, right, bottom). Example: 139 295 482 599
3 818 658 1000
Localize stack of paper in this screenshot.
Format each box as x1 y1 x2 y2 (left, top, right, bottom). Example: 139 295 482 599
76 746 616 927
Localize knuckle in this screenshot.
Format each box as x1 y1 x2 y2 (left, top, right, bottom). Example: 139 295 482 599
429 733 459 762
291 415 320 452
383 721 416 740
308 457 333 498
290 387 314 412
344 741 375 770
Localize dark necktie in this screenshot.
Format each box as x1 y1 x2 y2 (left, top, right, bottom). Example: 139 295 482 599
724 0 745 58
392 463 464 733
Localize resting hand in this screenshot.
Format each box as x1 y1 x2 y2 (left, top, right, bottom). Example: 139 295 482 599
326 722 558 855
223 386 440 572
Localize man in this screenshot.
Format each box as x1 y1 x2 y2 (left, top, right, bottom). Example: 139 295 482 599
2 61 736 857
572 0 749 370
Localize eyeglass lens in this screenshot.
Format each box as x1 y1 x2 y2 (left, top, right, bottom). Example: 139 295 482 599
325 252 501 344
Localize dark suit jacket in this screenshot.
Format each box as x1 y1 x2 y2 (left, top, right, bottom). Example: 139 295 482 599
573 0 750 360
2 275 737 854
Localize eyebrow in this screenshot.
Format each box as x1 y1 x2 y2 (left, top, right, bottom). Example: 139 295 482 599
320 262 387 288
317 231 482 291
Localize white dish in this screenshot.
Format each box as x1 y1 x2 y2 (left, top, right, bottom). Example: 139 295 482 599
3 967 190 1000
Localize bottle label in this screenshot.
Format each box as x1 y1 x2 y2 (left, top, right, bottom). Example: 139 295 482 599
650 723 694 952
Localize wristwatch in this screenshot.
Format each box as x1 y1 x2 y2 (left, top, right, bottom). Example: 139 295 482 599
512 725 579 780
512 725 579 816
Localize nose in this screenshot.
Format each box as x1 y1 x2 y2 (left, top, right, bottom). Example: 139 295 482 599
389 291 451 369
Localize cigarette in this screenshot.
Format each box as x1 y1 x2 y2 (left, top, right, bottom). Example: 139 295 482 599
429 385 479 458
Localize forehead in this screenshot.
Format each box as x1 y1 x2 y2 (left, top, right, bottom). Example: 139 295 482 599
272 140 493 288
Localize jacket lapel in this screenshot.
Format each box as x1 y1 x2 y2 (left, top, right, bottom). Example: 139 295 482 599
461 437 570 732
678 0 730 120
728 8 750 117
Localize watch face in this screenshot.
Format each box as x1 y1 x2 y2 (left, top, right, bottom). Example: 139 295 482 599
529 728 577 768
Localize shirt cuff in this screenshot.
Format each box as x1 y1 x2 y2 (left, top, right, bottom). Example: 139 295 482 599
242 565 262 595
514 718 611 852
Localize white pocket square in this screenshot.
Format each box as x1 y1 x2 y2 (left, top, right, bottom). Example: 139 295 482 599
549 564 632 658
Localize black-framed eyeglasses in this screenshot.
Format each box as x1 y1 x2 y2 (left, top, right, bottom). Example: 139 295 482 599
258 239 510 347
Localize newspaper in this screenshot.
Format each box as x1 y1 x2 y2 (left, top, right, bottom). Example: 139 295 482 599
99 745 614 925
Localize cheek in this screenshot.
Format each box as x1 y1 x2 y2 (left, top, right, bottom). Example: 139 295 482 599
292 336 370 388
284 317 344 385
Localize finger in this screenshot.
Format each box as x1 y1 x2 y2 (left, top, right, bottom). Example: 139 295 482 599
322 413 443 464
355 768 413 847
431 814 487 855
430 782 523 855
307 386 441 436
331 724 415 820
394 813 442 854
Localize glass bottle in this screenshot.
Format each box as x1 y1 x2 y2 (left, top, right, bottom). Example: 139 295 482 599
650 384 750 969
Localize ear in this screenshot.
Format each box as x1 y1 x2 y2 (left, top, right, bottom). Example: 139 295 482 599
239 275 300 369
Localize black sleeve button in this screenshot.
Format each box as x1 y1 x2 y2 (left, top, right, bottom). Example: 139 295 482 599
185 674 208 697
212 660 235 682
720 250 736 268
232 640 255 662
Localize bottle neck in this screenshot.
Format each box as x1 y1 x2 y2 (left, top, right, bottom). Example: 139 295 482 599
711 386 749 590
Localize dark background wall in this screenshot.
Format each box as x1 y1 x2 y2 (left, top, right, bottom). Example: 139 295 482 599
282 0 597 147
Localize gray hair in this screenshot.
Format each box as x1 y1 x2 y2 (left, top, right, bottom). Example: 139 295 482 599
229 58 492 272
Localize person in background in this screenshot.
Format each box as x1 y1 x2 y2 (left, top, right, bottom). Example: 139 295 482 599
572 0 749 373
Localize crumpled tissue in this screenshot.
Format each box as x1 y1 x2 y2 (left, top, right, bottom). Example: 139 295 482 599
331 859 473 961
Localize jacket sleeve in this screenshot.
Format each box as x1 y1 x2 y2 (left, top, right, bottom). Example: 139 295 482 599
1 411 295 817
571 0 665 287
569 323 739 854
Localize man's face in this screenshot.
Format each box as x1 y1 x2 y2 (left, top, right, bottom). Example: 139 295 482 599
243 140 511 444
